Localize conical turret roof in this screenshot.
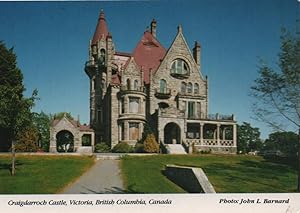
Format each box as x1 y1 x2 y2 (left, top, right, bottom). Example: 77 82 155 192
92 10 109 44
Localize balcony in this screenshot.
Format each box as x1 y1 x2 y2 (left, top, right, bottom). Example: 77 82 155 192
170 72 189 79
155 88 171 99
120 86 146 96
208 113 235 121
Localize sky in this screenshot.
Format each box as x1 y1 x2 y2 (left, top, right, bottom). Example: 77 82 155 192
0 0 298 139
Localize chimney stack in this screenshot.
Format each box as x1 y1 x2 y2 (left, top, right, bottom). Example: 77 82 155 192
193 41 201 68
150 19 157 38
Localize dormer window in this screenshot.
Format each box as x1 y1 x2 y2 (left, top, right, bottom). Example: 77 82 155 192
171 59 189 78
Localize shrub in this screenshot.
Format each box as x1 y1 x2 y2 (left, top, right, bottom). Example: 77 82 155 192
112 142 133 153
143 133 159 153
134 143 145 153
94 143 111 153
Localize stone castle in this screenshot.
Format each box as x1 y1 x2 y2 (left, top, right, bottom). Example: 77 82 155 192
50 10 237 154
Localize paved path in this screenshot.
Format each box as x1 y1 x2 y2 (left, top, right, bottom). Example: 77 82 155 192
61 159 125 194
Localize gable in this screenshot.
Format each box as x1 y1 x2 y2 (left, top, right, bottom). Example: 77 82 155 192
123 57 141 77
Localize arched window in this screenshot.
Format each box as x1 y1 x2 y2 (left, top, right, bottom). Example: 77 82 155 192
127 79 131 90
134 80 138 90
181 82 186 94
101 79 105 89
100 49 106 65
187 82 193 93
160 79 167 93
194 83 199 94
171 59 189 75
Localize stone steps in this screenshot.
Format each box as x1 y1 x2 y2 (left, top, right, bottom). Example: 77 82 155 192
166 144 187 154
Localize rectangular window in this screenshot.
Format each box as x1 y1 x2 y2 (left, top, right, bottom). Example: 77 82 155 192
129 97 140 113
129 122 139 140
121 98 125 114
121 123 125 140
188 102 195 118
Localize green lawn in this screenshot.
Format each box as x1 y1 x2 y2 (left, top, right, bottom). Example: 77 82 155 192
120 154 297 193
0 154 95 194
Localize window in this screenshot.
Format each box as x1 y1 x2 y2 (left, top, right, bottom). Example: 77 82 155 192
121 123 125 140
197 102 201 118
129 122 139 140
100 49 106 65
127 79 131 90
187 82 193 93
159 79 167 93
101 79 105 89
171 59 189 75
92 78 96 90
134 80 138 90
188 102 195 118
129 97 139 113
181 82 186 94
194 83 199 94
121 98 125 113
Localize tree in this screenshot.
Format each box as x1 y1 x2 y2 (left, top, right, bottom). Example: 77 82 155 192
32 112 50 151
263 131 298 158
250 29 300 191
237 122 263 154
0 41 37 175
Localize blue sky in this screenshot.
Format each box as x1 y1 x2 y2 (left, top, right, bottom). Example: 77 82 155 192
0 0 298 138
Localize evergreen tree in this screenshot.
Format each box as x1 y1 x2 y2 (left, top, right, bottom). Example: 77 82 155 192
0 41 37 174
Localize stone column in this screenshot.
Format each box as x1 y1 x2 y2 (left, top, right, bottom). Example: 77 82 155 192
217 124 220 146
118 124 121 142
125 96 129 113
91 132 95 150
125 121 129 140
223 127 226 140
200 123 204 145
139 122 143 140
233 124 237 147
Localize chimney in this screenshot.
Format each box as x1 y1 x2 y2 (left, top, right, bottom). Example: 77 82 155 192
193 41 201 68
150 19 157 38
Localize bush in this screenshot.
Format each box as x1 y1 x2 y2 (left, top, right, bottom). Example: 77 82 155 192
112 142 133 153
94 143 111 153
143 134 159 153
134 143 145 153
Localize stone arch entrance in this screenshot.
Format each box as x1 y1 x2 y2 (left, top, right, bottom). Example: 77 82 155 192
164 122 181 144
56 130 74 152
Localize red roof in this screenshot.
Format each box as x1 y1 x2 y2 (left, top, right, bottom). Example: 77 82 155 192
132 31 166 84
92 10 109 45
111 74 121 85
79 124 94 132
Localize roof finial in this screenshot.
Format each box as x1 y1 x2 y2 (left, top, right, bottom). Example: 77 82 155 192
99 9 105 20
177 24 182 33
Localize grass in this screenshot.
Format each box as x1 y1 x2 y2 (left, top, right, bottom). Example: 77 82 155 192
120 154 297 193
0 154 95 194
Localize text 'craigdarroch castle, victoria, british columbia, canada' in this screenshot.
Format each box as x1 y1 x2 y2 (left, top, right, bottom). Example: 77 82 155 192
50 10 237 154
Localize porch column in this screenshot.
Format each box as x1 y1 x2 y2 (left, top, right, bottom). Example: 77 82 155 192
217 124 220 146
222 127 226 140
233 124 237 147
200 123 204 145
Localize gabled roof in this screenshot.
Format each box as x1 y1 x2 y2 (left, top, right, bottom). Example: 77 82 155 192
92 10 109 45
132 31 166 84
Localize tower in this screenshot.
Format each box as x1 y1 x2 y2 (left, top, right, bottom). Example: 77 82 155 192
85 10 115 144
